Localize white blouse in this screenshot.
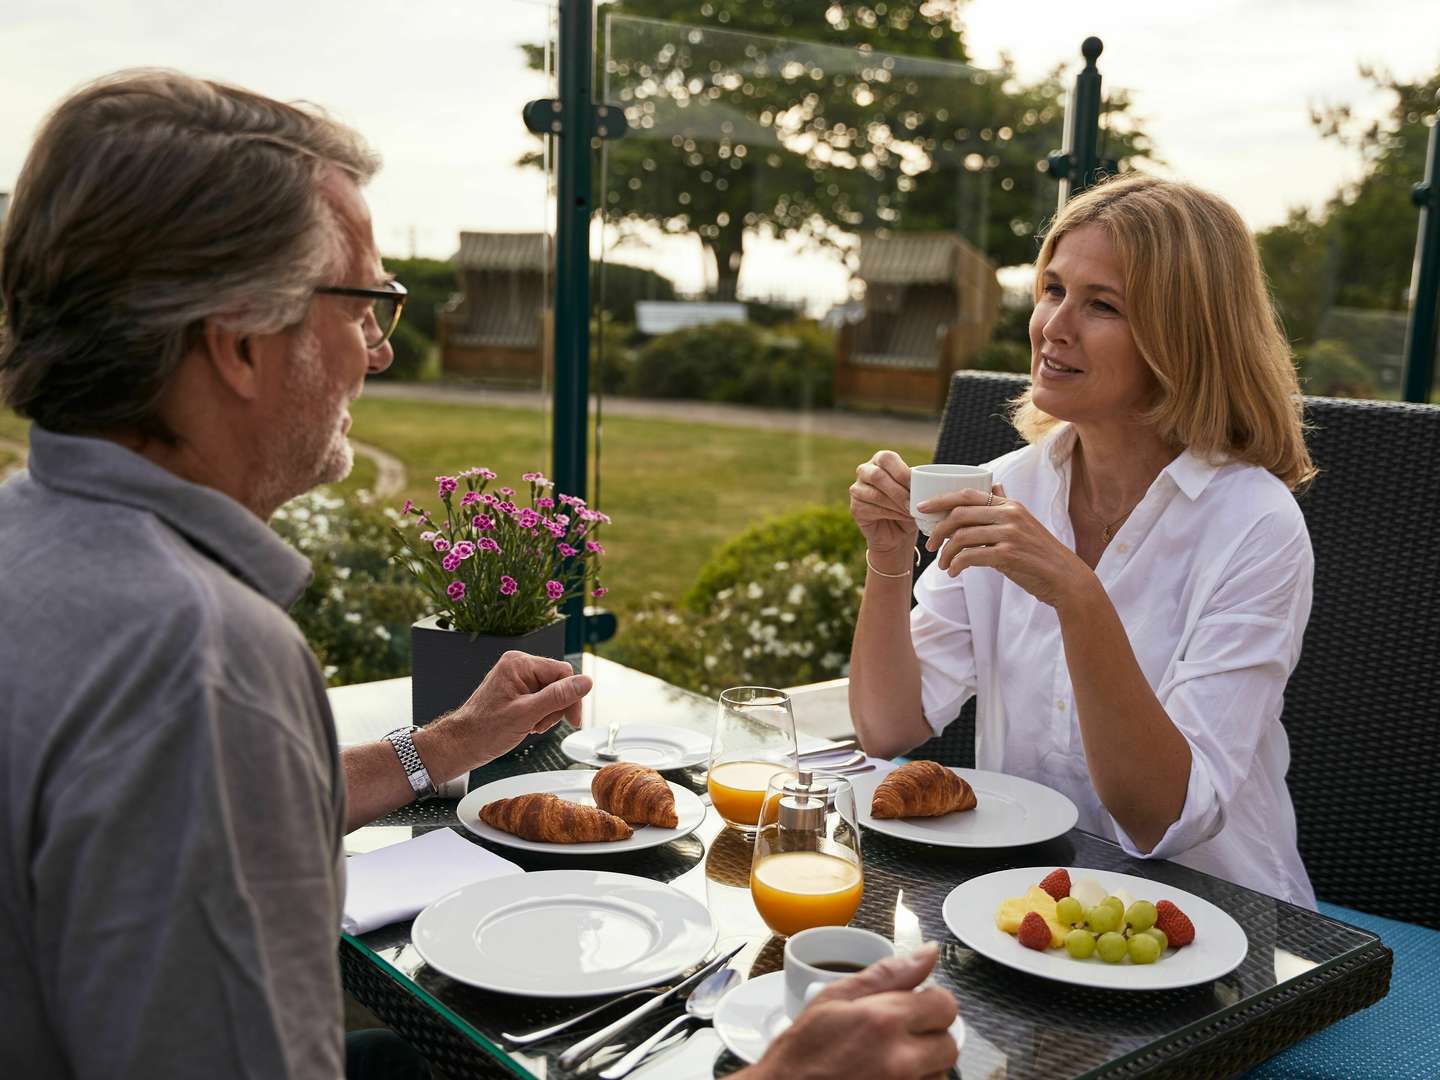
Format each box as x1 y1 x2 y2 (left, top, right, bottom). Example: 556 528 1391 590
911 424 1317 908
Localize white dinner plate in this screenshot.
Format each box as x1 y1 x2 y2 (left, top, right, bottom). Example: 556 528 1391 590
942 866 1249 991
458 770 706 855
411 870 717 997
714 971 966 1065
560 724 712 770
848 767 1078 849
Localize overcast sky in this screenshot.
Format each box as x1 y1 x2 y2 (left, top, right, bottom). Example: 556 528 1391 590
3 1 1438 303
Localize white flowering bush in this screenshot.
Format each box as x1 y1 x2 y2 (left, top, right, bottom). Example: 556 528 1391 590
271 490 430 686
610 506 867 695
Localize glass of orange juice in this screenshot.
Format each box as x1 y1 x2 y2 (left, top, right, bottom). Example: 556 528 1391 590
750 771 863 938
707 687 799 831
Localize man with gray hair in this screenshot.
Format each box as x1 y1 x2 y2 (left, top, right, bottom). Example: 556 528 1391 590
0 71 958 1079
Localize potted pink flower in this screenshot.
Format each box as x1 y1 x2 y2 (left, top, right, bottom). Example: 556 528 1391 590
394 468 608 741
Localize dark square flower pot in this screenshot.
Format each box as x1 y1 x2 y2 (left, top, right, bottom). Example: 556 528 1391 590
410 614 568 784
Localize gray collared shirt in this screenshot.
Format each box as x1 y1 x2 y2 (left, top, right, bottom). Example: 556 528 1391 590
0 428 346 1079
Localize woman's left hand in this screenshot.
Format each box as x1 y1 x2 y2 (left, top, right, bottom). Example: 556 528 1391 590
919 484 1092 609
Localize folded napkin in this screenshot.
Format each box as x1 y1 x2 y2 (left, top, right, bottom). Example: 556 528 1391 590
342 828 523 935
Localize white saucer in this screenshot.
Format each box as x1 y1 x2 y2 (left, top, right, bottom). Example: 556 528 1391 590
713 970 966 1065
411 870 716 997
458 770 706 855
561 724 712 770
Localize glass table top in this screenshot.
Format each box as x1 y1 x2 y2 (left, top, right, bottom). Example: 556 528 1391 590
337 661 1386 1079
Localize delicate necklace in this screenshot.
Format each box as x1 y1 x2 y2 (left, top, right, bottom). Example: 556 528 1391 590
1076 480 1143 544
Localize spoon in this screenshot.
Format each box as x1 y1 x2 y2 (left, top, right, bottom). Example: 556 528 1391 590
594 721 622 762
597 967 740 1080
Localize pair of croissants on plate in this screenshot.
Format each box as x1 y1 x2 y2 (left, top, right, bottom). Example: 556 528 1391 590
478 763 677 843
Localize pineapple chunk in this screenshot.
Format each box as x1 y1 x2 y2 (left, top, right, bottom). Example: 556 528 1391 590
994 885 1067 947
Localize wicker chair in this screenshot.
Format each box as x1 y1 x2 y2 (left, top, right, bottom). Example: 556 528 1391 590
908 371 1440 932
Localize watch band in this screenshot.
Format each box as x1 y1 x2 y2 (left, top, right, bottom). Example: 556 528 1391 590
384 726 438 800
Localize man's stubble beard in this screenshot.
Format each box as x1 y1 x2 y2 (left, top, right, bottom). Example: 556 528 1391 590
256 328 354 515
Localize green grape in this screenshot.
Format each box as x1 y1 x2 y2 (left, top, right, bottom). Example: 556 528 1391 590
1125 900 1157 932
1056 897 1084 926
1101 896 1126 917
1086 904 1119 934
1096 931 1128 963
1064 929 1096 960
1128 933 1161 965
1141 927 1169 952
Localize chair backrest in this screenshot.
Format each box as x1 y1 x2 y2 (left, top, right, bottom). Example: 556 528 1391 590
915 371 1440 926
908 372 1028 770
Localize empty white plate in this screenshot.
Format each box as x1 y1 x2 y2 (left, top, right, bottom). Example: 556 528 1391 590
942 867 1249 991
560 724 712 770
714 970 965 1065
458 770 706 855
849 767 1078 849
411 870 717 997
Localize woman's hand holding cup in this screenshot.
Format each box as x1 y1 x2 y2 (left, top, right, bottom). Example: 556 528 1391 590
849 451 918 572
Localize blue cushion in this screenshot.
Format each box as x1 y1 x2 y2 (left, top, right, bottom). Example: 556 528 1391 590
1243 902 1440 1079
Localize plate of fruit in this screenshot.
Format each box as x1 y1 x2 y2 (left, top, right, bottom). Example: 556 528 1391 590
942 866 1248 990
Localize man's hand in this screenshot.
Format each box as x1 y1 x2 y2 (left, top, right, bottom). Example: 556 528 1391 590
430 651 593 769
741 943 959 1080
344 653 592 832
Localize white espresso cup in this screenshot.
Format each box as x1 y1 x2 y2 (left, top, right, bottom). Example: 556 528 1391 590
909 464 993 534
782 926 895 1020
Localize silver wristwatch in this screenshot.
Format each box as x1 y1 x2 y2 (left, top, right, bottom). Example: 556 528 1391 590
383 726 438 800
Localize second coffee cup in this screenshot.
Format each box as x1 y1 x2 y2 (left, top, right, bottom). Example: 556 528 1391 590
782 926 895 1019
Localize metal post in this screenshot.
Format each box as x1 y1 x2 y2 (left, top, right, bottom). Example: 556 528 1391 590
1045 37 1106 206
552 0 593 654
1401 93 1440 404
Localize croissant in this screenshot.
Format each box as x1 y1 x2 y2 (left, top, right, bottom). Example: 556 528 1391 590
591 763 679 828
479 793 633 843
870 760 977 819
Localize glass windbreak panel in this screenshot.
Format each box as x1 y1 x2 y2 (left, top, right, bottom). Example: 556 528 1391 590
590 14 1056 698
1262 78 1438 404
0 1 558 691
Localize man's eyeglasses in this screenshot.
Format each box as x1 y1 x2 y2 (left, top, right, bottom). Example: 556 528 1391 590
315 280 408 350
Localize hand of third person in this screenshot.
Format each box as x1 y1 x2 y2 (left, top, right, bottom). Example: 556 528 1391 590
743 943 959 1080
919 484 1093 609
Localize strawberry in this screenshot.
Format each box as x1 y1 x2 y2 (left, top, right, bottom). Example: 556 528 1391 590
1154 900 1196 948
1038 868 1071 901
1017 911 1052 951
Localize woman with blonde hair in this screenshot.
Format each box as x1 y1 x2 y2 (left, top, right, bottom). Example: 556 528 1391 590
848 173 1317 905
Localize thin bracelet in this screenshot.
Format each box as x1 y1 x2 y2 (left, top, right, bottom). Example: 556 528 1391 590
865 548 919 579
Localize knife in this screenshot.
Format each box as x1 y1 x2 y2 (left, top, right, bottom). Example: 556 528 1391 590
557 942 745 1070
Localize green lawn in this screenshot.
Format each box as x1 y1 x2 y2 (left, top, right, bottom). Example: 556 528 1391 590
342 397 932 613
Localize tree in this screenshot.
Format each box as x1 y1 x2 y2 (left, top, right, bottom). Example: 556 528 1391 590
522 1 1151 295
1258 64 1440 342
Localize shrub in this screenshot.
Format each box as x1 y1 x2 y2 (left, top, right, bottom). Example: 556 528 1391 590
1298 338 1377 399
597 262 678 323
972 340 1032 374
271 490 431 686
685 505 864 613
610 505 866 695
592 317 637 395
611 553 863 697
631 320 835 408
382 318 433 381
